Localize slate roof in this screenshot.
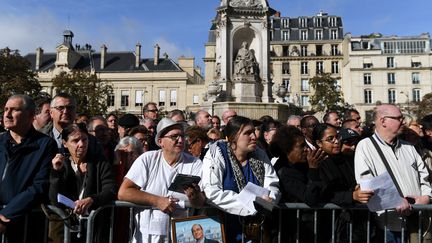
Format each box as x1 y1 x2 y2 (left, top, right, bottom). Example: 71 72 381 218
24 51 182 72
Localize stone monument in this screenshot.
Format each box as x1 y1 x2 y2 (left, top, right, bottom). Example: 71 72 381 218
206 0 273 103
202 0 300 121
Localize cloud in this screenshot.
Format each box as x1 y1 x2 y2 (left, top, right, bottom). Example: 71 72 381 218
0 8 64 54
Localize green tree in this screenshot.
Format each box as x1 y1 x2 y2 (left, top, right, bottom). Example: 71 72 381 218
52 71 113 116
309 73 347 112
0 48 42 107
413 93 432 118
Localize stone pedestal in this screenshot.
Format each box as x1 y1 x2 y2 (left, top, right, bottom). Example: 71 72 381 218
232 75 261 102
211 102 302 122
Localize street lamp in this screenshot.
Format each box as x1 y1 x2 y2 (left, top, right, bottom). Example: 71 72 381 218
400 91 410 114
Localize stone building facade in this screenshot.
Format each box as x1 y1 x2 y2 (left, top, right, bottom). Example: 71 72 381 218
268 11 344 108
342 33 432 122
24 30 205 115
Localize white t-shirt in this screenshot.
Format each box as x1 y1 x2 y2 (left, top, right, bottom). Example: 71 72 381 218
125 150 202 243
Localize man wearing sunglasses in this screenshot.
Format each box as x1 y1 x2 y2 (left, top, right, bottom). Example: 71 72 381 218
118 118 205 243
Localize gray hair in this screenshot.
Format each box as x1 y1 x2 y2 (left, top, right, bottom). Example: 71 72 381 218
8 94 36 112
51 93 77 107
287 115 301 122
115 136 144 155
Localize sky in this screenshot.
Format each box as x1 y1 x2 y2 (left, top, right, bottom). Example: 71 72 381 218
1 0 431 71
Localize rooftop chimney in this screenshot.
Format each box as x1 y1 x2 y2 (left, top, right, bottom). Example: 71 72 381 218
135 42 141 68
36 47 44 71
101 44 107 69
154 44 160 66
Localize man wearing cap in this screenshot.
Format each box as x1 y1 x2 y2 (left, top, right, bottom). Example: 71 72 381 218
118 118 206 243
117 113 140 138
339 128 361 156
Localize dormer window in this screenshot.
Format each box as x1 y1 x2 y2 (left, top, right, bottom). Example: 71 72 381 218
330 29 338 40
282 18 289 28
299 18 307 28
282 31 289 41
314 17 322 27
315 30 323 40
329 17 337 27
300 30 308 40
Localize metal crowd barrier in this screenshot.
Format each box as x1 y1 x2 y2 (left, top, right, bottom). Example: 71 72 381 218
2 202 432 243
278 203 432 243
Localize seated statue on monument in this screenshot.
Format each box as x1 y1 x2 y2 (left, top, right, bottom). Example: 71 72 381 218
234 41 258 76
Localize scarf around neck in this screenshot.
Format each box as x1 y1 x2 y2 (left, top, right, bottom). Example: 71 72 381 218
226 143 265 191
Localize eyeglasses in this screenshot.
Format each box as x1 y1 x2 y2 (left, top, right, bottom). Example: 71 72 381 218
146 109 158 113
384 115 405 122
53 105 76 112
162 134 184 142
322 135 341 144
187 139 198 149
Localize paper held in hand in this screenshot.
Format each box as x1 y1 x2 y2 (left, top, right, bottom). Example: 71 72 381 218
359 171 403 212
57 193 76 209
237 182 270 213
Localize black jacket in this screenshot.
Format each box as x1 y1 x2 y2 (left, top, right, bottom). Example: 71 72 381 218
0 128 57 220
49 152 117 210
275 158 325 205
318 154 357 206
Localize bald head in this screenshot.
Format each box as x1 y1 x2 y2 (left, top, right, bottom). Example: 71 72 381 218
374 104 404 142
222 110 237 125
373 104 401 123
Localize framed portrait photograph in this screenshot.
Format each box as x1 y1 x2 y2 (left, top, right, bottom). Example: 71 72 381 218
172 215 225 243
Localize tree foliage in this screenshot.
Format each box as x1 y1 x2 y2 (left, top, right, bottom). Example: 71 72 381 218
309 73 348 112
52 71 113 116
0 48 42 107
413 93 432 118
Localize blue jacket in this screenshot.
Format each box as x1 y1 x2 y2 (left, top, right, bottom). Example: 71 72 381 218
0 128 57 220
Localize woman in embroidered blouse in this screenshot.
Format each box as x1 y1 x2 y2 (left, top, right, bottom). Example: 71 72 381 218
202 116 279 242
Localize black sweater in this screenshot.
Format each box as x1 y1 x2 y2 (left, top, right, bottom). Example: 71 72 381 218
318 154 357 206
275 158 325 205
49 153 117 210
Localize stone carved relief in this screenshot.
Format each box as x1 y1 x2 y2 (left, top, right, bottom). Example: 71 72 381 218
215 56 221 78
229 0 263 8
291 46 299 56
234 41 258 76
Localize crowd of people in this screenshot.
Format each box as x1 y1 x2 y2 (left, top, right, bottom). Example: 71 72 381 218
1 92 432 243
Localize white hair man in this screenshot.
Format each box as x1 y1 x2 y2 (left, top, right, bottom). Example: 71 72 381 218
195 110 212 130
221 109 237 125
286 115 301 129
